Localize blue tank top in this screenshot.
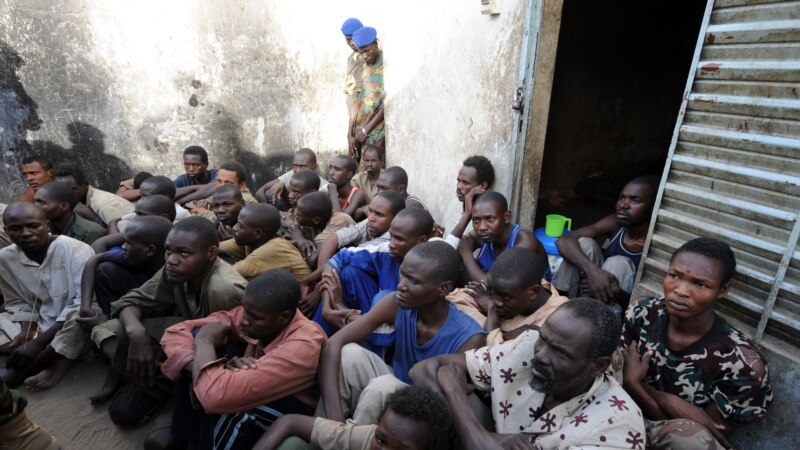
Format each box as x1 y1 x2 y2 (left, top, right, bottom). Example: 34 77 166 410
392 302 485 383
476 223 523 272
603 228 643 269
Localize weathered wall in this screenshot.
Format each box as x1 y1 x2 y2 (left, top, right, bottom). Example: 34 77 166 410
383 0 527 223
0 0 382 200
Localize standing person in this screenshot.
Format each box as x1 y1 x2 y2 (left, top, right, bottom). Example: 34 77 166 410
553 175 659 305
53 162 136 226
341 18 364 113
348 26 384 161
34 181 106 245
16 156 54 203
620 238 772 449
173 145 218 188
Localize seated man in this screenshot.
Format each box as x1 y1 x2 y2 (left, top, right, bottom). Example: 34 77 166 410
257 148 328 204
458 191 546 282
620 238 772 450
8 217 172 393
76 216 173 402
177 160 258 207
254 386 452 450
16 156 54 203
0 379 59 450
54 162 135 226
149 269 326 450
350 145 383 202
115 170 154 202
34 181 106 245
327 154 368 220
300 190 406 317
89 216 247 426
375 165 427 210
173 145 218 188
442 155 495 243
285 192 356 267
210 184 246 240
91 195 177 253
553 175 658 305
315 207 432 333
111 175 191 234
219 203 311 280
280 170 322 229
412 298 646 449
451 247 568 347
0 203 93 388
318 241 485 425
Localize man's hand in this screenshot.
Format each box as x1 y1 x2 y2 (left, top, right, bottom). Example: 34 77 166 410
7 326 37 349
436 363 473 396
622 342 651 386
462 280 492 313
432 223 445 238
298 286 322 318
501 324 538 341
126 330 158 386
265 183 284 205
195 322 232 348
464 185 487 216
347 134 357 158
280 211 294 229
225 356 257 372
218 223 234 241
585 267 617 303
73 203 97 222
494 434 540 450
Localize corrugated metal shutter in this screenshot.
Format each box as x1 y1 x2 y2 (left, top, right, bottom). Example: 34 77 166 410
634 0 800 348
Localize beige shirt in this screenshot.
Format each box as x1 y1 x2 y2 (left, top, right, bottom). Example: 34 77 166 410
466 331 646 448
219 236 311 280
0 236 94 328
312 212 356 246
277 169 328 193
350 171 382 201
86 185 135 225
311 418 375 450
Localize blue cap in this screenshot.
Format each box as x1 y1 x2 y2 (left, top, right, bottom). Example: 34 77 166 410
352 26 377 48
341 18 363 37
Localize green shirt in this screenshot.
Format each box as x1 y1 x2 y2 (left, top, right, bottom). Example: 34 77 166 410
59 212 106 245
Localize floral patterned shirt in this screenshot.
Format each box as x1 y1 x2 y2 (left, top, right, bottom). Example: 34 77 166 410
466 330 647 449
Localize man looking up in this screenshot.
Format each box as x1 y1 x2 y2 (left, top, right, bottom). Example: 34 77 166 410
219 203 310 280
149 269 326 450
0 203 93 388
54 162 135 226
328 154 368 220
34 181 106 245
319 241 485 424
257 148 328 204
553 175 659 305
349 26 385 159
90 216 246 426
173 145 218 188
458 191 545 282
16 156 54 202
442 155 495 243
412 298 646 449
621 238 772 449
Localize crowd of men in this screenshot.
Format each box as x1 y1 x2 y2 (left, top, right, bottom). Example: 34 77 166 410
0 18 772 450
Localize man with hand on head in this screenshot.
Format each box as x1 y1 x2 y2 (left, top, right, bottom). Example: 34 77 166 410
257 148 328 205
284 192 355 268
441 155 495 244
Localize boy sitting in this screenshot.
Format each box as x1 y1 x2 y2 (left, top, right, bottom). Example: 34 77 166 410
147 269 326 450
457 191 545 282
620 238 772 449
327 155 368 219
318 241 486 424
285 192 355 267
219 203 311 280
253 386 453 450
34 181 106 245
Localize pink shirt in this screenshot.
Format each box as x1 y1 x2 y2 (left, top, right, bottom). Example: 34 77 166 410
161 308 326 414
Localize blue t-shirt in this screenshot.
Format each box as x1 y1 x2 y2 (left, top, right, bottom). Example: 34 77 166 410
476 223 524 272
99 248 156 284
392 302 485 383
173 168 218 188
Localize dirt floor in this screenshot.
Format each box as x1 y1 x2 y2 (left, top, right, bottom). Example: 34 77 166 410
4 359 171 449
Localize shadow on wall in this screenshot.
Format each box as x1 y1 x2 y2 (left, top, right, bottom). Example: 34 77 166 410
0 39 132 197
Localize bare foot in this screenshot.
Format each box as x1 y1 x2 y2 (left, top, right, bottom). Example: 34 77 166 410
24 359 74 392
90 369 124 404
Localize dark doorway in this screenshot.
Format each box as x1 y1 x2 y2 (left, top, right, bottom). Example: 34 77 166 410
534 0 707 230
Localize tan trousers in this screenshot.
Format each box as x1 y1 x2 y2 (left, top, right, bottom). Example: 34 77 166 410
551 237 636 297
0 410 60 450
